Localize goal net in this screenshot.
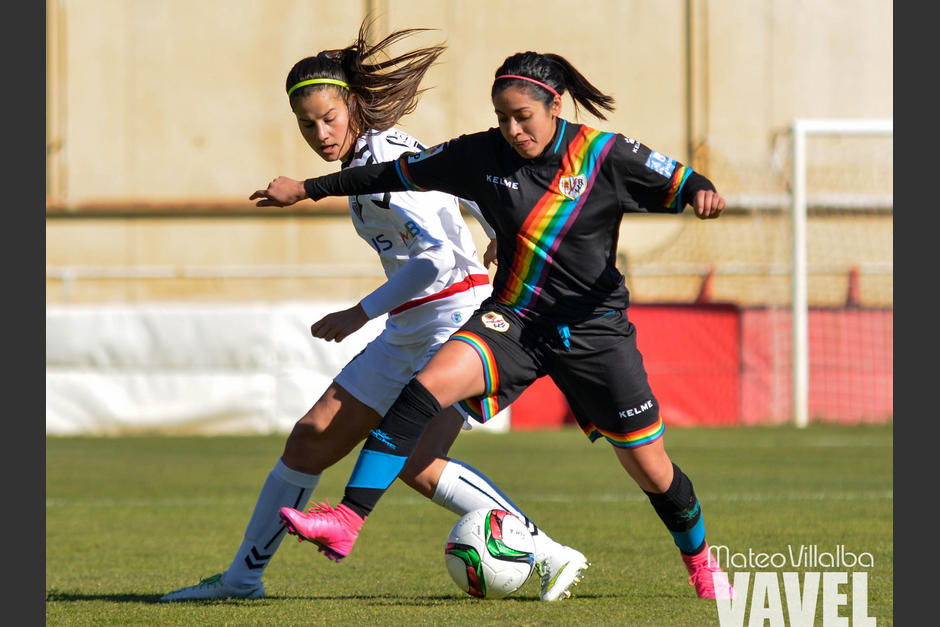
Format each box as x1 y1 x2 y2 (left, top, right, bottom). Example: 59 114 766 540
616 118 892 427
788 119 893 427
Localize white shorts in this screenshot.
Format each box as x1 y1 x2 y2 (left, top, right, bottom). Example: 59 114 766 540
333 291 484 427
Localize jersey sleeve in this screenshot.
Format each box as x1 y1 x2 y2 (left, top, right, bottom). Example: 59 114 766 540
391 136 477 200
609 134 716 214
359 244 446 318
304 161 405 200
304 134 477 202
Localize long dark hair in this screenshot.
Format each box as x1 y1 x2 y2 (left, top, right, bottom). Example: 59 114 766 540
286 18 446 140
491 51 615 120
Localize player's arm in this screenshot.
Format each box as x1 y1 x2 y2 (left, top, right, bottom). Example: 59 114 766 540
251 138 474 207
614 135 724 219
360 244 448 318
249 161 404 208
309 244 447 343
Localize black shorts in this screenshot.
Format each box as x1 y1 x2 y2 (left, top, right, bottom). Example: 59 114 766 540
451 302 664 448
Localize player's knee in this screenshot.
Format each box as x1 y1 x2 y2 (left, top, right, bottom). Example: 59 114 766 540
281 419 344 473
640 459 675 493
287 415 331 445
614 440 673 493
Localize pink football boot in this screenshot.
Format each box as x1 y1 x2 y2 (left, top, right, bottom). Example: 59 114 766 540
279 501 364 562
682 544 735 600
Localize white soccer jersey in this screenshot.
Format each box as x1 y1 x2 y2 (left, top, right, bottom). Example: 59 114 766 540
343 127 491 344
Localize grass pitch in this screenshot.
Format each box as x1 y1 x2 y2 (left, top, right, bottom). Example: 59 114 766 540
46 424 892 625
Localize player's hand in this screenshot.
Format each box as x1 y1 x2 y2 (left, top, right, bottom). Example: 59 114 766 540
691 189 725 220
310 304 370 343
483 238 498 268
250 176 307 207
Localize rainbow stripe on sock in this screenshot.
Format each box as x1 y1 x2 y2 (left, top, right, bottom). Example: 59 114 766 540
451 331 500 422
497 126 617 312
583 414 665 448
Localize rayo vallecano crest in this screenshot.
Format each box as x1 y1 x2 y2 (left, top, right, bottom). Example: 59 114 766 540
481 312 510 332
558 174 587 200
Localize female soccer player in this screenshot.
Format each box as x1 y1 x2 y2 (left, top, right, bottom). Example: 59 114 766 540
256 50 735 600
161 30 587 603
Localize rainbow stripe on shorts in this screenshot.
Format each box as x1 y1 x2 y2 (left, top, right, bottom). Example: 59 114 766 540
582 414 665 448
451 331 500 423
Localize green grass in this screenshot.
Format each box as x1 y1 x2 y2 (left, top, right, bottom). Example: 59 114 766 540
46 424 892 625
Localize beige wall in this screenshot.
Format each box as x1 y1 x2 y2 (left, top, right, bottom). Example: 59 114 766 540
46 0 892 206
46 211 892 307
45 1 892 307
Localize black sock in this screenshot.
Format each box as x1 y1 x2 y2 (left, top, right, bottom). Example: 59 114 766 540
341 378 442 518
643 463 707 556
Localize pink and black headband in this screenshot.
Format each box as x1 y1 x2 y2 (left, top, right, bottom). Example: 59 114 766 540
494 74 560 97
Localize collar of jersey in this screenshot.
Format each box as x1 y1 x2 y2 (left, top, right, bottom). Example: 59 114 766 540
526 118 569 166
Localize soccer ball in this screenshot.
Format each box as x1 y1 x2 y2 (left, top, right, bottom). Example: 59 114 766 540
444 508 536 599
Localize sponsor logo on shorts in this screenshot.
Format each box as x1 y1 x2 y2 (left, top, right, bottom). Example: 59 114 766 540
618 399 653 418
558 174 587 200
481 312 510 332
406 142 445 164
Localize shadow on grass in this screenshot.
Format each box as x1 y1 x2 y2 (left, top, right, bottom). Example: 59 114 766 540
45 590 618 605
47 591 164 604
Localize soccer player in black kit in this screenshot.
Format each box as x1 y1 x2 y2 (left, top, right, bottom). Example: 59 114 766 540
253 50 735 600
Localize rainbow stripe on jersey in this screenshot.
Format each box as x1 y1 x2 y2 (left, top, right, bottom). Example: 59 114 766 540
663 165 693 211
582 414 665 448
497 126 617 312
451 331 500 422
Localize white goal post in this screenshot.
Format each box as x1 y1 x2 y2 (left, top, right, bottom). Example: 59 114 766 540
790 118 893 428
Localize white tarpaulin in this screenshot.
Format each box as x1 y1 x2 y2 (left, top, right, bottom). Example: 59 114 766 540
46 302 509 435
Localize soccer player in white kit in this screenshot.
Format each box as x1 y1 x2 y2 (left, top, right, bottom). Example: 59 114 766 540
161 21 588 603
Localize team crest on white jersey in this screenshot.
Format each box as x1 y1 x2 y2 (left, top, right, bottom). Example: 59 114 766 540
558 174 587 200
481 312 510 332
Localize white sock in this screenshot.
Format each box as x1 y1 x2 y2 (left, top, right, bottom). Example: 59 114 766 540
223 459 320 588
431 459 561 562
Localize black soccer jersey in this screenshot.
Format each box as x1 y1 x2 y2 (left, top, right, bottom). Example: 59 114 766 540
305 118 715 324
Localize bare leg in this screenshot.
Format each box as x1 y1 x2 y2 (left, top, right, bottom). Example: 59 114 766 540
610 437 674 493
415 338 488 407
611 435 731 597
281 382 382 474
210 384 379 590
399 405 464 498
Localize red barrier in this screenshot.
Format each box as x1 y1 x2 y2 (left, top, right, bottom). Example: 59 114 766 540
509 305 892 429
510 305 741 429
740 308 893 425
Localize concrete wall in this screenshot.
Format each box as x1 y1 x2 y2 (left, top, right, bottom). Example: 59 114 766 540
45 1 893 307
46 0 892 207
44 2 893 432
46 212 893 307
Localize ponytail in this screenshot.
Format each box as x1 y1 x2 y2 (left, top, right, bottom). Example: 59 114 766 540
492 51 615 120
286 18 446 139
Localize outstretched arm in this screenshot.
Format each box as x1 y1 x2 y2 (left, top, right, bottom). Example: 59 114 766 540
250 161 407 208
250 176 308 207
